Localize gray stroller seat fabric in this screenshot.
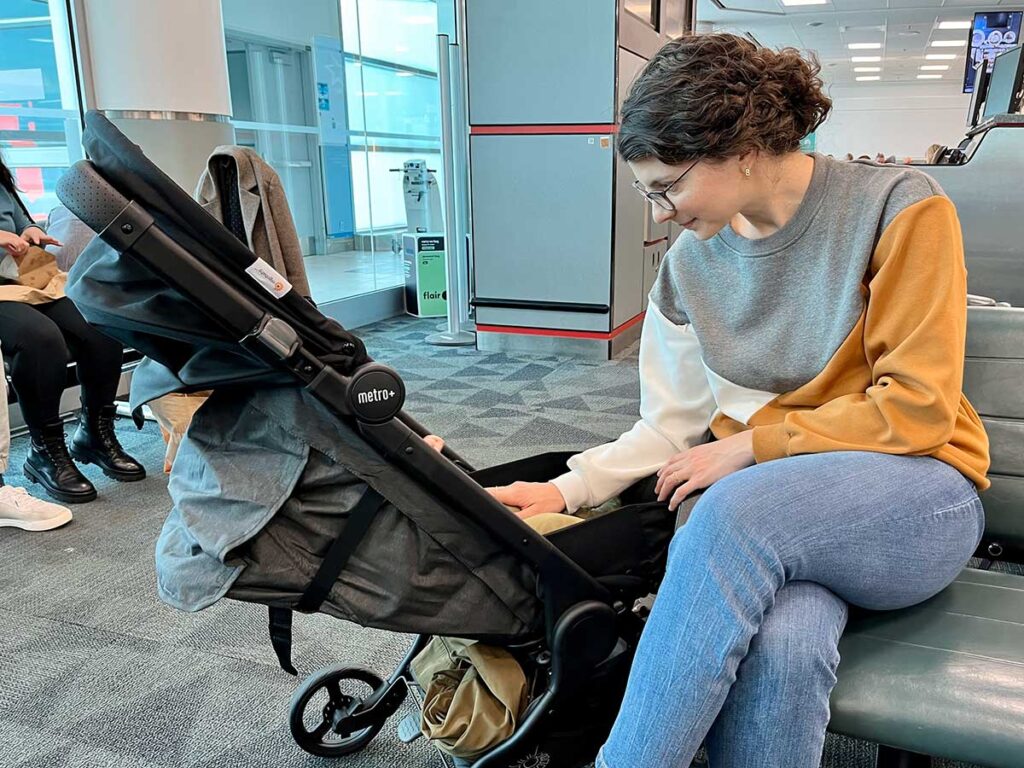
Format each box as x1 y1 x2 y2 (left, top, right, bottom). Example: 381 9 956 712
158 385 541 640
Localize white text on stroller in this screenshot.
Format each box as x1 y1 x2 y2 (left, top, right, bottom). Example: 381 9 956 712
357 388 397 404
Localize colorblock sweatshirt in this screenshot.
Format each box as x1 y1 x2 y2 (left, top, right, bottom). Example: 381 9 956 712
551 154 991 513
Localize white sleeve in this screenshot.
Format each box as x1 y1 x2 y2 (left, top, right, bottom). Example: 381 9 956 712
550 301 717 512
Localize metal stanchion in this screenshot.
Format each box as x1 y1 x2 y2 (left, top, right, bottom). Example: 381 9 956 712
427 34 475 347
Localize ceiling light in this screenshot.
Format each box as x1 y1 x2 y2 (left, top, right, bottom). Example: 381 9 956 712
917 74 943 79
396 71 415 77
854 67 881 72
926 53 957 60
856 76 881 81
898 29 920 37
849 43 882 50
781 0 828 4
852 56 881 62
930 40 966 47
920 65 949 71
938 21 972 30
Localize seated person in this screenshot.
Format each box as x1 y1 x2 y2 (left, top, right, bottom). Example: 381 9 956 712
0 152 145 504
431 34 989 768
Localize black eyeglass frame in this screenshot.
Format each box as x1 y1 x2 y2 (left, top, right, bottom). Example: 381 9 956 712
631 159 700 212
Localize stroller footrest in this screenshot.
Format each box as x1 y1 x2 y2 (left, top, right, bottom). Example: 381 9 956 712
398 713 424 743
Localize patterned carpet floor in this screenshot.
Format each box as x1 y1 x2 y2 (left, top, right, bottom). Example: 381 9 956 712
0 316 986 767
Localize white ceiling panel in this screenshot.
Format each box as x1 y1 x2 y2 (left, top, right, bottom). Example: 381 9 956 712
695 0 1002 90
830 0 889 11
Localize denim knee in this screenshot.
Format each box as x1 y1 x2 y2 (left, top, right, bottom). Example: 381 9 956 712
756 582 848 675
674 475 769 552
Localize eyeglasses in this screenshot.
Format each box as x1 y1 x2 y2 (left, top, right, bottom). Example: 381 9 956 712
631 160 700 212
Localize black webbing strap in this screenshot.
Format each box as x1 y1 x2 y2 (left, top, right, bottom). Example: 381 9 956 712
266 487 387 674
268 607 298 676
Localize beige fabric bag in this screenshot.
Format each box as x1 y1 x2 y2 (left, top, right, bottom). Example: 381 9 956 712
0 246 66 304
411 636 529 759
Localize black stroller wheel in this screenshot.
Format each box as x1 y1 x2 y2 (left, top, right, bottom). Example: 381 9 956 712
289 665 387 757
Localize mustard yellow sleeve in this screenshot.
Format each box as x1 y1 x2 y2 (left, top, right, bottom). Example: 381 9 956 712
752 195 968 461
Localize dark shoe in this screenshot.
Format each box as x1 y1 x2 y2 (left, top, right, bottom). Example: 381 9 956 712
24 422 97 504
70 405 146 482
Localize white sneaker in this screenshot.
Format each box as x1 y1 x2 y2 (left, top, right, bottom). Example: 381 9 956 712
0 485 73 531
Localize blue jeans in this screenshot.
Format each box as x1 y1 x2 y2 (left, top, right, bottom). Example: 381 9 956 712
596 451 985 768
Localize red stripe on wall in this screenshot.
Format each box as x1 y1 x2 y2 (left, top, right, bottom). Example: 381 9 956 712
476 311 645 341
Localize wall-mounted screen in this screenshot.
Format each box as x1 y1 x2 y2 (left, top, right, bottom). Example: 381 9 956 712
964 11 1023 93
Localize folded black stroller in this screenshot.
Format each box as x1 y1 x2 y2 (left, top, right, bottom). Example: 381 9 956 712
56 111 676 768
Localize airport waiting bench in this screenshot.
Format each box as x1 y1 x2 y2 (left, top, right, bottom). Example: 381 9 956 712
828 306 1024 768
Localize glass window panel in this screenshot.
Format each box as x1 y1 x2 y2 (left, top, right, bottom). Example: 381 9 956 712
357 63 440 136
341 0 438 72
224 0 442 303
0 1 82 223
350 148 442 232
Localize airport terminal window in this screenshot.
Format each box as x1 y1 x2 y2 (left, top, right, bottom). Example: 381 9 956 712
341 0 443 294
221 0 443 305
0 0 84 224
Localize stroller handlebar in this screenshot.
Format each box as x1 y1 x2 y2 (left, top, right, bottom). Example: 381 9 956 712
57 160 132 236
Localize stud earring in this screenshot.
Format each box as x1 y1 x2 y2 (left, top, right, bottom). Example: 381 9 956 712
744 167 751 177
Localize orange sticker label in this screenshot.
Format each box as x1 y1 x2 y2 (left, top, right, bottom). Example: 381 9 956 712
600 136 610 149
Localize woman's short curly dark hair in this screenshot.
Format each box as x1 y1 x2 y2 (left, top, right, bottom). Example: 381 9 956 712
618 33 832 164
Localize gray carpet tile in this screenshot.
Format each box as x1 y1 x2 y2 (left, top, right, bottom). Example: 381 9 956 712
0 315 997 768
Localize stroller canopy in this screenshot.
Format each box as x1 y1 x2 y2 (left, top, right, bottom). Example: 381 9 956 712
64 111 370 410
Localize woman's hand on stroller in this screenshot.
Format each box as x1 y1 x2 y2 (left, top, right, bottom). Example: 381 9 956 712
421 436 567 518
655 430 756 511
487 482 567 519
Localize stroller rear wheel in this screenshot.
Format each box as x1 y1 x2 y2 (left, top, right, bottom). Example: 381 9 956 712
289 665 387 757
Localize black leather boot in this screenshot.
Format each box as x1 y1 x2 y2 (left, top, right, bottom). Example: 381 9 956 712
24 422 97 503
70 405 146 482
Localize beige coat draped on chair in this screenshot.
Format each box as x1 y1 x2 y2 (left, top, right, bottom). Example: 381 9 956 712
194 146 312 298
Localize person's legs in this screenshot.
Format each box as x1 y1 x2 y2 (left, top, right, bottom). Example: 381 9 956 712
597 451 984 768
0 301 68 432
36 298 145 481
35 297 121 408
704 581 848 767
0 300 96 502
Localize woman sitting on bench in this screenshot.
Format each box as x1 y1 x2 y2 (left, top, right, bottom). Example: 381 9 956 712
486 35 990 767
0 151 144 504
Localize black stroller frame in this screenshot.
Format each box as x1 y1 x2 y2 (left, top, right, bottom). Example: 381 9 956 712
57 112 668 768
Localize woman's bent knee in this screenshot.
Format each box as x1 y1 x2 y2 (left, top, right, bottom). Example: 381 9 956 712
759 582 848 663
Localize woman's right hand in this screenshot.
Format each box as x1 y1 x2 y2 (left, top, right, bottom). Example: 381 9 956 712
488 482 567 519
0 231 28 257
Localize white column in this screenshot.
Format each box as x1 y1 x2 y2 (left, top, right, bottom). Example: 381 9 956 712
76 0 235 190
